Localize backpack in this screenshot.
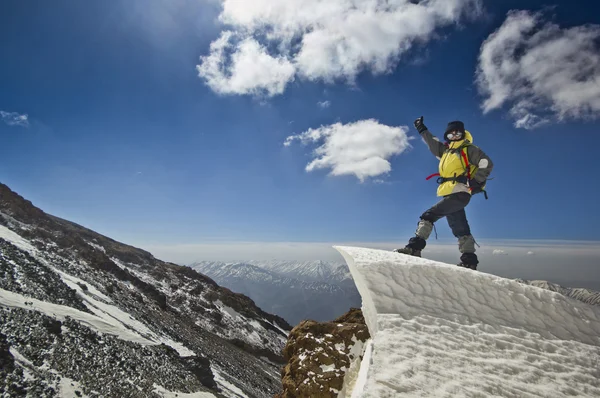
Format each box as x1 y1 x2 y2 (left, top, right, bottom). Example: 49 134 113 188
460 144 488 199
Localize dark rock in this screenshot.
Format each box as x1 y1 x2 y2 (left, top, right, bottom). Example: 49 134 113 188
43 319 62 336
183 356 217 390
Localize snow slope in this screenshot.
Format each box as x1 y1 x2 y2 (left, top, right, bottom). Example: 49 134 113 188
335 246 600 397
0 224 195 355
0 288 154 345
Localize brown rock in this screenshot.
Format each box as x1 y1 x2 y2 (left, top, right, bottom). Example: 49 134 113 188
276 308 370 398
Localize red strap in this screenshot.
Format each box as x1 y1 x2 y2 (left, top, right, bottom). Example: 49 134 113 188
460 149 471 180
460 148 472 191
425 173 440 180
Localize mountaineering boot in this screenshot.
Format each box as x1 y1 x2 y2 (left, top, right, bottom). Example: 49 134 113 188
394 236 426 257
394 246 422 257
457 252 478 270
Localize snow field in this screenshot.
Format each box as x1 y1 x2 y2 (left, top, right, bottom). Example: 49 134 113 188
335 246 600 397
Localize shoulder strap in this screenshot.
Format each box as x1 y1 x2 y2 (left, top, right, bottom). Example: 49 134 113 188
460 147 471 181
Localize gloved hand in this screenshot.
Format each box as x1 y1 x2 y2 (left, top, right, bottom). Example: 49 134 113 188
469 179 484 193
414 116 428 134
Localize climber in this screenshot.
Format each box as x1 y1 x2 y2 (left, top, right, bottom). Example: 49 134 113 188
395 117 493 270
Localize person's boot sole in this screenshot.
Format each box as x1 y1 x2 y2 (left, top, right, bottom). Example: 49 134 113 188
393 249 421 258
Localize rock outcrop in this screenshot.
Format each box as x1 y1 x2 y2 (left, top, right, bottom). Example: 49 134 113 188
276 308 370 398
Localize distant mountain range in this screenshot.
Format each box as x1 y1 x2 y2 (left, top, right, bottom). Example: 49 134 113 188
191 260 361 325
515 279 600 306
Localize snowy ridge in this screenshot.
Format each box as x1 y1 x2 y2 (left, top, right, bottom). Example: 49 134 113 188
516 278 600 306
192 261 347 293
0 181 290 397
245 259 351 283
335 246 600 397
0 222 284 395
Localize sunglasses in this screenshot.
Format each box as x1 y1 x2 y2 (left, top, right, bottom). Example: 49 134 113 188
446 130 464 141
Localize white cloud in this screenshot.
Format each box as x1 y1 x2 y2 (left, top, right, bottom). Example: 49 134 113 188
476 10 600 128
317 100 331 109
527 251 535 256
198 0 482 96
493 249 508 255
0 111 29 127
285 119 412 182
196 31 296 96
513 113 549 130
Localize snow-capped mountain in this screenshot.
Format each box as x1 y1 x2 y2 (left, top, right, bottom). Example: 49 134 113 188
0 183 292 398
191 261 361 325
245 260 352 284
516 278 600 306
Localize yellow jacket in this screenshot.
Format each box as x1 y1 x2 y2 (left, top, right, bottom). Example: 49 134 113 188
437 131 475 196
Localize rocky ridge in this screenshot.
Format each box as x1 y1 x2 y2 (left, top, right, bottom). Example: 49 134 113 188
0 183 291 397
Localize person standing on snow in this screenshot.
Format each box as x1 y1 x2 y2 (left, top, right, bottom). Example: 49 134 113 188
395 117 494 270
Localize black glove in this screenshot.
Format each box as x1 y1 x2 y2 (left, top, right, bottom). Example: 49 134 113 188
469 179 484 193
414 116 428 134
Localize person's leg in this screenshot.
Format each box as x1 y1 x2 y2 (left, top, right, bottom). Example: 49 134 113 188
396 193 471 256
446 208 479 269
420 192 471 224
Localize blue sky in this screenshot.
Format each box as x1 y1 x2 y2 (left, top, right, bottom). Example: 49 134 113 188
1 0 600 264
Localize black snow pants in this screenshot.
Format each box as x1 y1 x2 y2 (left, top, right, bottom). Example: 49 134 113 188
421 192 472 238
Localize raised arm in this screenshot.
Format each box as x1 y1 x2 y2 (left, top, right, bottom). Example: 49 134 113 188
414 116 445 158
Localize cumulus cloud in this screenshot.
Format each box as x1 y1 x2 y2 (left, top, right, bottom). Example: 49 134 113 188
317 100 331 109
197 32 296 96
0 111 29 127
476 10 600 129
285 119 412 182
198 0 482 96
493 249 508 255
